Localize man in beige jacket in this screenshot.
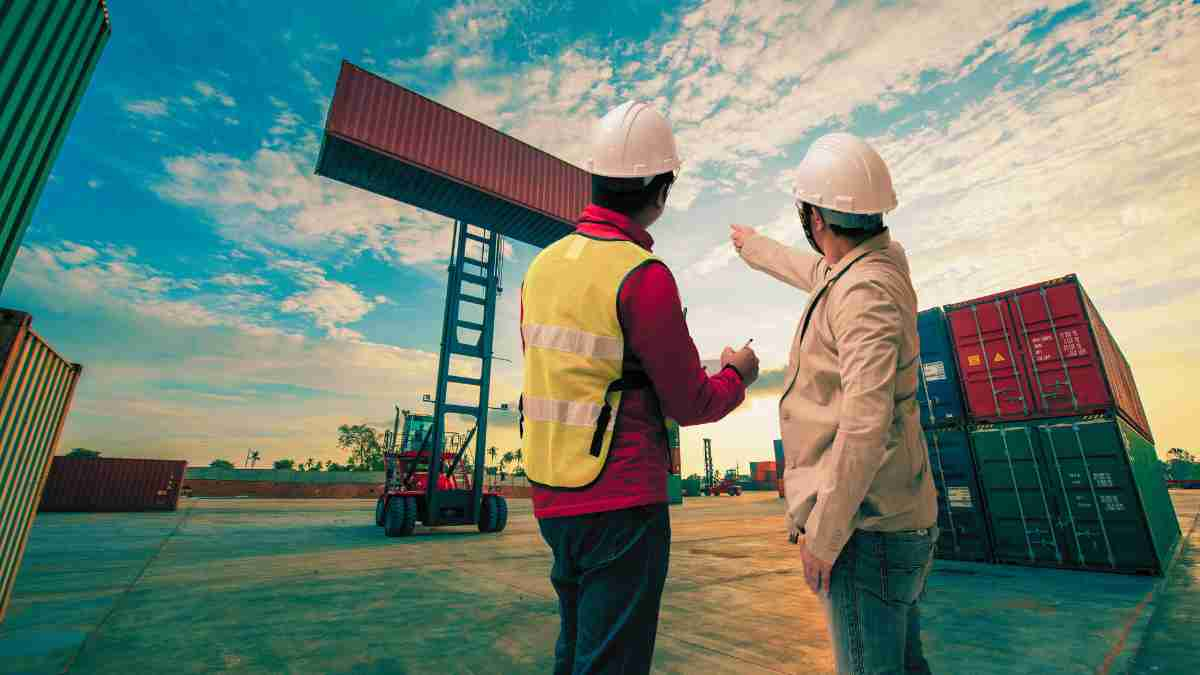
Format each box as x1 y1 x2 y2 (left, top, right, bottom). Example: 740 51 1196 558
731 133 938 675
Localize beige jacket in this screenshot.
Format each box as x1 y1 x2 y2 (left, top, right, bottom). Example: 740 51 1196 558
740 229 937 563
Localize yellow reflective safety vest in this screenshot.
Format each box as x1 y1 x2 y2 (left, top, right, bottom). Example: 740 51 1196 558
520 233 658 488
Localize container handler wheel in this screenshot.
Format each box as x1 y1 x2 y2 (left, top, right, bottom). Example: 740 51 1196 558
479 495 509 533
375 496 386 527
384 496 417 537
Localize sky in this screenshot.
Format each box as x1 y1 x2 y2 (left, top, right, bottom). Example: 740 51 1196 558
4 0 1199 476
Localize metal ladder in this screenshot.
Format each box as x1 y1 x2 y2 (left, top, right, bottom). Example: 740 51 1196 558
425 221 502 525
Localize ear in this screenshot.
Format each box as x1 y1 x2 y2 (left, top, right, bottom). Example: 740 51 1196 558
809 207 825 233
655 183 670 210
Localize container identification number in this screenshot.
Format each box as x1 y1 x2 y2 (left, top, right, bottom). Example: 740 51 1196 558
1032 329 1088 361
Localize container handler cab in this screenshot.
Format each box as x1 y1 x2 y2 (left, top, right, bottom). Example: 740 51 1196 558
374 407 508 537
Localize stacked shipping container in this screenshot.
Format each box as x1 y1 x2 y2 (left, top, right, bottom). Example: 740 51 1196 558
932 274 1179 575
916 308 993 562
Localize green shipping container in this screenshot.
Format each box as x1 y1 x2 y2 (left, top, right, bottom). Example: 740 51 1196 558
0 1 111 291
971 414 1180 575
667 474 682 504
681 476 702 497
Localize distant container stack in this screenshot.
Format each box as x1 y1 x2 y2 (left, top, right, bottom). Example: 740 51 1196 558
774 439 784 498
933 274 1178 575
39 457 187 512
0 310 83 623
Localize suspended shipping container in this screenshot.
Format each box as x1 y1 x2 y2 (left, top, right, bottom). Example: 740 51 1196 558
0 0 112 291
970 413 1179 575
39 456 187 512
317 61 587 249
945 274 1153 441
924 427 991 562
916 308 967 428
0 310 83 623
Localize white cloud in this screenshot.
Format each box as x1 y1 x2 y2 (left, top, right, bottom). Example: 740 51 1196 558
268 109 302 136
193 80 237 107
223 116 240 126
87 179 102 189
276 261 380 340
123 98 168 118
212 273 269 288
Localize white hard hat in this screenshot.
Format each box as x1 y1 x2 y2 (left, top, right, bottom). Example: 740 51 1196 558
792 133 897 215
587 101 682 179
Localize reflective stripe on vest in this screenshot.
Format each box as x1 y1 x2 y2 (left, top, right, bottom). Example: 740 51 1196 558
521 233 657 488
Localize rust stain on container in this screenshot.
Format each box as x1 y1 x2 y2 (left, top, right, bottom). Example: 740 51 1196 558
0 309 83 623
39 457 188 513
316 62 589 248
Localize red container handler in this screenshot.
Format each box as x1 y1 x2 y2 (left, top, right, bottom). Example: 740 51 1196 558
945 274 1152 441
39 457 187 512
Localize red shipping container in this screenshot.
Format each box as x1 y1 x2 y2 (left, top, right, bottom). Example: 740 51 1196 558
946 274 1152 441
39 457 187 512
317 62 589 249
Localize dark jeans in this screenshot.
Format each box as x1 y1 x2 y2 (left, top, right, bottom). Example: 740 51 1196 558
537 504 672 675
822 526 939 675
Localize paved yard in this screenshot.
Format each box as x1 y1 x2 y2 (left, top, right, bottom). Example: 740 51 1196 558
2 491 1197 674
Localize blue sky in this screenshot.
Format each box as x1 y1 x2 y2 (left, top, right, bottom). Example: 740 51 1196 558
4 0 1199 472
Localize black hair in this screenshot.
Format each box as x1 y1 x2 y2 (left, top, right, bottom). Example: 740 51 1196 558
591 172 675 217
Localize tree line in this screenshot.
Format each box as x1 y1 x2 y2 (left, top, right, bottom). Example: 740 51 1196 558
201 423 528 478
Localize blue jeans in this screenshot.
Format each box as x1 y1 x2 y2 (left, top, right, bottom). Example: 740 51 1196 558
537 504 672 675
822 526 938 675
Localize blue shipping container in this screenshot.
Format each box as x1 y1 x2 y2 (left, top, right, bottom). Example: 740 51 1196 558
773 440 784 479
925 426 993 562
917 308 967 428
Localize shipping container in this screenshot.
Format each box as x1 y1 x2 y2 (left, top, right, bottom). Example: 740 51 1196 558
666 418 681 475
39 456 187 512
0 310 83 622
317 62 588 249
924 427 991 562
667 474 683 504
916 308 967 428
0 1 111 291
945 275 1152 441
774 439 785 498
970 413 1179 575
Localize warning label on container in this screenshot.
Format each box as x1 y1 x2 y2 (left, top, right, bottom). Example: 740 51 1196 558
1099 494 1126 512
993 352 1007 363
967 354 982 367
923 361 947 382
948 486 973 508
1092 472 1114 488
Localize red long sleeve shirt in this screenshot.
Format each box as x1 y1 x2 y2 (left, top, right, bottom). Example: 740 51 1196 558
523 204 747 519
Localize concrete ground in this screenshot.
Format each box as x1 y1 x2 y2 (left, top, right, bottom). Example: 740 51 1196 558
2 491 1197 675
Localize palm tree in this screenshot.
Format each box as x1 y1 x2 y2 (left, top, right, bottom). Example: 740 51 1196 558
514 448 524 471
501 451 516 485
488 446 499 466
249 450 261 468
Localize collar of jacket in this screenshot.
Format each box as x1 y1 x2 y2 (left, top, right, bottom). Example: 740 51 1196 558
825 229 892 279
577 204 655 252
